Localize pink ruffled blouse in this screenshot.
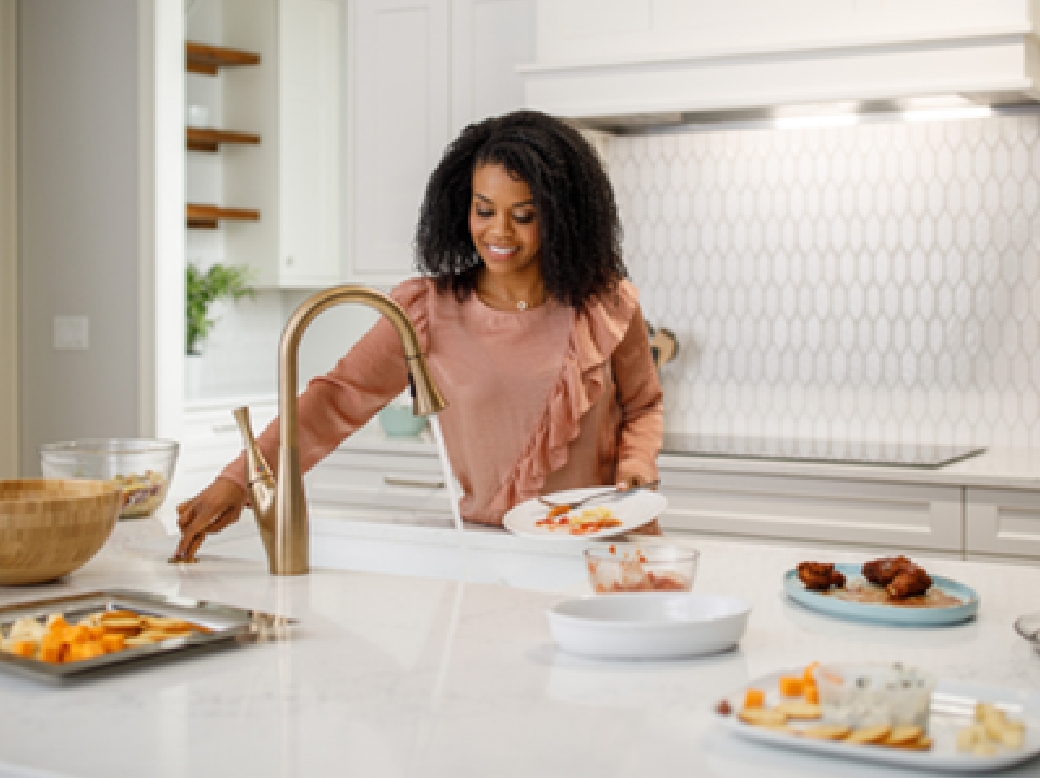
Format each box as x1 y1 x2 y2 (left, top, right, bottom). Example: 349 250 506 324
220 277 663 526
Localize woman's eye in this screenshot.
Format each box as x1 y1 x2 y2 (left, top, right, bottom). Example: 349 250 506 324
475 208 494 218
513 211 535 224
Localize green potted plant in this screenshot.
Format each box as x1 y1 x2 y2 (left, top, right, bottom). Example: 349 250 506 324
185 262 254 356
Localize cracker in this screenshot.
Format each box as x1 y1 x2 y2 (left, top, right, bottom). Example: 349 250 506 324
885 725 924 746
738 708 788 727
774 701 822 720
758 724 796 735
800 725 852 740
890 736 932 751
847 725 891 745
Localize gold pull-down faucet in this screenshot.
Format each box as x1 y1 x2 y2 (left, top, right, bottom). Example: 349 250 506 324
233 285 446 575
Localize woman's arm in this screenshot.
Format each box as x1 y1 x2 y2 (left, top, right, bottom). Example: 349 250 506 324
220 313 414 491
611 302 664 487
172 286 425 561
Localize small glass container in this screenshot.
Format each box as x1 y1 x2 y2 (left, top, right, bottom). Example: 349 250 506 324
814 663 936 729
584 543 698 593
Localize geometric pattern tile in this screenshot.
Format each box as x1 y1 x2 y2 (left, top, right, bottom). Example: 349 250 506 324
610 114 1040 448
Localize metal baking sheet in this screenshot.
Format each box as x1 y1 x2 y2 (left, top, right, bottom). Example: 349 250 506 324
0 589 295 684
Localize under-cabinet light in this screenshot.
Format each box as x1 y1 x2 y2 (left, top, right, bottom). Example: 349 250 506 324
902 105 993 122
774 114 860 130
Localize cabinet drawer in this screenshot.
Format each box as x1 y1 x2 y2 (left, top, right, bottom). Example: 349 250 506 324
306 446 450 513
965 488 1040 558
659 470 962 552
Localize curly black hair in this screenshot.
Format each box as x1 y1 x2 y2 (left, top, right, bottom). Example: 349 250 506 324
415 110 626 310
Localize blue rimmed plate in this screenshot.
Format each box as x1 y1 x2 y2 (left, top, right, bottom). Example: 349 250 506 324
783 563 979 626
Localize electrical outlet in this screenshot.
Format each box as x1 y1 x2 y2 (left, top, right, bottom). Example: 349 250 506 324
53 315 89 350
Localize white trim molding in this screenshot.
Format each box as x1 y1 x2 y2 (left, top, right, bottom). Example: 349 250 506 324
142 0 185 441
0 0 18 478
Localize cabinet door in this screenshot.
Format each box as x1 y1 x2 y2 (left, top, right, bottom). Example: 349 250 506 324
450 0 535 133
306 445 451 514
279 0 342 286
348 0 450 285
965 488 1040 559
659 469 963 552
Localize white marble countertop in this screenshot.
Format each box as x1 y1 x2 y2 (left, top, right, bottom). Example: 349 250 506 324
2 507 1040 778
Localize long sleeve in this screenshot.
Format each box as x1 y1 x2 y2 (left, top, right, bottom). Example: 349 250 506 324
218 280 428 491
611 303 664 483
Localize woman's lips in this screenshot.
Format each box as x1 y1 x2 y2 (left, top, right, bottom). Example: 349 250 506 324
486 244 519 257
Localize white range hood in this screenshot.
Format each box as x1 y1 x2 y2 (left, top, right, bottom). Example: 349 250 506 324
521 0 1040 128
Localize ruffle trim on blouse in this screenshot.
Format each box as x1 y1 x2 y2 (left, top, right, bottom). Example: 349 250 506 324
480 279 639 523
388 276 433 355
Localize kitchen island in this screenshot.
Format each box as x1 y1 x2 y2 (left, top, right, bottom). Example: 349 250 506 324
0 507 1039 777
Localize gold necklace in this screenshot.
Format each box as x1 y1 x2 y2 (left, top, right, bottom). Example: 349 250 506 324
480 283 541 311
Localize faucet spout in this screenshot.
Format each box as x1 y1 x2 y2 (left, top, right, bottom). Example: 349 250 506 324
242 285 447 576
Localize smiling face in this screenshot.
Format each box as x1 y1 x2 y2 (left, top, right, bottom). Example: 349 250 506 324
469 163 542 284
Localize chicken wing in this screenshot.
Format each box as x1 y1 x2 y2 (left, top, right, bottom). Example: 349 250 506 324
861 555 916 587
886 566 932 599
797 561 844 591
862 555 932 599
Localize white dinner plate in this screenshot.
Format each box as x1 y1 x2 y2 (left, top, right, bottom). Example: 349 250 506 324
716 671 1040 773
503 487 668 540
547 593 751 659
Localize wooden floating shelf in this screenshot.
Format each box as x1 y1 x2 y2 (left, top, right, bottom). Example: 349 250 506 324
186 127 261 152
186 41 261 76
187 204 260 229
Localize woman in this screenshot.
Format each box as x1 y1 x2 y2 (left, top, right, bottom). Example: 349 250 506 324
173 110 663 559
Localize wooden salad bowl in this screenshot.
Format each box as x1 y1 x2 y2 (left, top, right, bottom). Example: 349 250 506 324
0 480 122 585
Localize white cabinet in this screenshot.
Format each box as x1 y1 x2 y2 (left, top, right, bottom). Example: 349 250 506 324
450 0 536 136
658 469 963 553
346 0 450 285
965 487 1040 560
221 0 342 288
345 0 535 286
306 442 452 514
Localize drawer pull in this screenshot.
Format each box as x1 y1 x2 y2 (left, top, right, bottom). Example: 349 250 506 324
383 476 445 490
212 423 239 434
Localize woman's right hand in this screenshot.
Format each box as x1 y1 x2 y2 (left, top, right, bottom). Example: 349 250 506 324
170 478 248 562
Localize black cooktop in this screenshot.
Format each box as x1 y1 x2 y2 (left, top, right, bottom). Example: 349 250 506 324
661 433 986 469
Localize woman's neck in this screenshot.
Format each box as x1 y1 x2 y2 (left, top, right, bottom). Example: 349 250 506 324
476 270 546 311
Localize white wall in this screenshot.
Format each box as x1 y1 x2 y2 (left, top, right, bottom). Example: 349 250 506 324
0 0 16 478
19 0 143 473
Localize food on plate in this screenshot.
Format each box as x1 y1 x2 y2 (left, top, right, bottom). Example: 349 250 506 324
715 699 733 716
956 703 1027 755
727 662 935 752
114 469 170 516
862 555 932 599
815 663 934 729
775 701 823 720
738 707 788 727
0 609 211 663
779 675 804 697
796 562 846 591
847 725 892 745
802 724 852 740
743 688 765 709
536 505 623 536
796 555 963 609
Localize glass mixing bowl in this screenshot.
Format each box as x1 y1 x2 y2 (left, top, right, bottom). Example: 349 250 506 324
40 439 179 518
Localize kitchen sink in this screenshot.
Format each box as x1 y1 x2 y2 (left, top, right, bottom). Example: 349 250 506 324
157 510 590 595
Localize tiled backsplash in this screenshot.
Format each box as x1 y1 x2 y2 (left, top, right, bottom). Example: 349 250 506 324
610 113 1040 448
